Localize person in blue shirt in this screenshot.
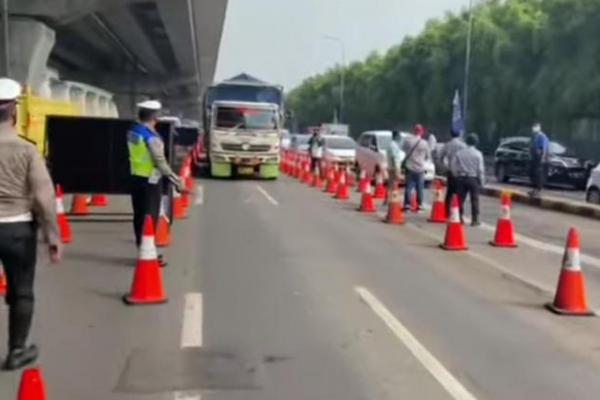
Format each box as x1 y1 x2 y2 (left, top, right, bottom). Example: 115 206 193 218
529 122 549 198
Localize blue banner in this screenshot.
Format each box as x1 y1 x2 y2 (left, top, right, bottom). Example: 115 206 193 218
452 90 464 135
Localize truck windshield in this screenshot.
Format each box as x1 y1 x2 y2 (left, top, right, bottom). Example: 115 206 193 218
215 106 278 130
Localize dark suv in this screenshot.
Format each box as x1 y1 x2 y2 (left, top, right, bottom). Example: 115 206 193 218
494 136 592 190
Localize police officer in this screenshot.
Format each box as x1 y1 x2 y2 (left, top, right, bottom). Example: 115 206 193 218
0 78 62 370
529 122 549 198
451 133 485 226
128 101 183 262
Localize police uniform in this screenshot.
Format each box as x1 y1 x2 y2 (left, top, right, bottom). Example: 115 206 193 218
0 78 60 370
451 140 485 225
128 101 182 249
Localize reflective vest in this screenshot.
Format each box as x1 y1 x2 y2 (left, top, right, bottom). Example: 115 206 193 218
128 123 156 178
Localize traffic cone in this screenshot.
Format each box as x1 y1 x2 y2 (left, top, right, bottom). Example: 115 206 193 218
17 368 47 400
312 165 323 188
546 228 593 316
410 191 419 213
325 167 338 194
490 193 517 247
358 182 376 213
440 195 468 251
55 185 72 244
346 165 355 187
302 162 312 184
156 199 171 248
357 169 368 193
124 215 167 305
384 185 405 224
428 180 447 223
90 194 108 207
373 172 386 200
0 266 6 296
173 189 187 220
70 194 89 215
335 171 350 200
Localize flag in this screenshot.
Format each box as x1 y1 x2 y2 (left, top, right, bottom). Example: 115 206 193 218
452 90 464 135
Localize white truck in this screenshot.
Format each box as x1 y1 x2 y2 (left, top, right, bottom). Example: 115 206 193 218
208 100 281 178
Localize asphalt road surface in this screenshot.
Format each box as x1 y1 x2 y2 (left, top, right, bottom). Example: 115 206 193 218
2 176 600 399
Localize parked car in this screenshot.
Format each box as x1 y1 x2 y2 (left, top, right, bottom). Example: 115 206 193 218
493 137 593 190
586 163 600 204
355 130 435 183
322 135 356 172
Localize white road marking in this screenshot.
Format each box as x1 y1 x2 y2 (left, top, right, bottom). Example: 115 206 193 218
175 292 204 400
181 292 203 348
355 286 478 400
194 186 204 206
255 185 279 206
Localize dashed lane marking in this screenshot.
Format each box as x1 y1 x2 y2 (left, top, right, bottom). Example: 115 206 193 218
175 292 204 399
356 286 479 400
255 185 279 206
194 186 204 206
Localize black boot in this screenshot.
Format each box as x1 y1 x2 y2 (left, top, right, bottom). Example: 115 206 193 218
3 345 38 371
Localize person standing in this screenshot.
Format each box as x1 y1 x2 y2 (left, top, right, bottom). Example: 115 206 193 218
529 122 549 198
401 124 431 212
128 100 183 264
307 130 325 173
451 133 485 226
386 130 403 197
439 129 467 216
0 78 62 370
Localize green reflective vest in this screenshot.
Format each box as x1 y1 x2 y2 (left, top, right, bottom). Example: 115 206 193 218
127 126 155 178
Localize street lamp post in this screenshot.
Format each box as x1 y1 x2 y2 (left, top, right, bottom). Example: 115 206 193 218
462 0 474 132
321 36 346 123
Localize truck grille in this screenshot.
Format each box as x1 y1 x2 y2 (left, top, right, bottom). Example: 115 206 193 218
222 143 272 152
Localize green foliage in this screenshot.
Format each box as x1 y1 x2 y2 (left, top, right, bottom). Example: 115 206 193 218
287 0 600 154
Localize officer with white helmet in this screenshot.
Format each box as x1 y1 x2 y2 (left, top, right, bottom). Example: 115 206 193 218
0 78 61 370
128 100 183 265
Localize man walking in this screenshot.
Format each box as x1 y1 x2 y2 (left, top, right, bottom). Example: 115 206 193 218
0 78 62 370
307 130 324 174
439 129 467 216
529 122 549 198
401 124 431 212
386 130 403 196
128 100 183 264
451 133 485 226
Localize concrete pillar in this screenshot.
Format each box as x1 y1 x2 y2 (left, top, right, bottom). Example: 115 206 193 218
7 18 55 94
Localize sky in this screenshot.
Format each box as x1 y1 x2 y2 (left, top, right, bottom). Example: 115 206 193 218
215 0 467 91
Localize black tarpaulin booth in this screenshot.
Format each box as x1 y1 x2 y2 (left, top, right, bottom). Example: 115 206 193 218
46 116 177 218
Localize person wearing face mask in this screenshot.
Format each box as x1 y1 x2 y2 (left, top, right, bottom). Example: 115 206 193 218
529 122 549 198
0 78 62 370
128 101 184 266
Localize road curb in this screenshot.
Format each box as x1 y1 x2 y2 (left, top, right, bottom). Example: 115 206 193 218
480 186 600 220
433 176 600 221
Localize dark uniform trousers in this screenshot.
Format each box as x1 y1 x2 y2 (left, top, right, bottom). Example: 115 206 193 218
456 176 480 221
0 222 37 350
130 176 162 247
445 173 458 215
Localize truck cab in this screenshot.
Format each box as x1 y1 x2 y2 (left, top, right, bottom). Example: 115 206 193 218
208 101 281 178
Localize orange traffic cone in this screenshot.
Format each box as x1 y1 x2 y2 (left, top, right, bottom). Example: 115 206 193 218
410 191 419 213
56 185 72 244
325 167 338 194
156 199 171 248
546 228 593 316
345 165 355 187
335 172 350 200
358 182 376 213
70 194 89 215
302 162 313 184
440 195 468 251
357 169 368 193
385 184 405 224
0 266 6 296
124 215 167 305
490 193 517 247
90 194 108 207
428 180 447 223
173 189 187 220
373 172 386 199
312 165 323 188
17 368 47 400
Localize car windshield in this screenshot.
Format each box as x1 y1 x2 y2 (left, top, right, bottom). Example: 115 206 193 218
377 135 392 151
325 137 356 150
215 106 278 130
549 141 567 155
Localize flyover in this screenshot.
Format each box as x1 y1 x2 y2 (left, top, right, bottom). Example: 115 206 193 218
2 0 229 119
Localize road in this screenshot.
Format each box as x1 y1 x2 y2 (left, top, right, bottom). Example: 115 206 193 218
2 176 600 399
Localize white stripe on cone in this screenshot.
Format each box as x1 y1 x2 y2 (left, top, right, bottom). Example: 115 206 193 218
139 235 158 260
56 198 65 214
563 248 581 271
449 205 460 223
500 205 510 220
